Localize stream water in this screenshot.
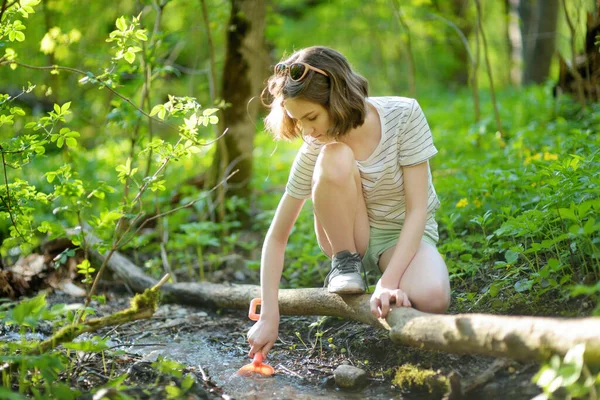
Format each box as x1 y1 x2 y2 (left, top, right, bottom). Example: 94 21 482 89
129 331 424 399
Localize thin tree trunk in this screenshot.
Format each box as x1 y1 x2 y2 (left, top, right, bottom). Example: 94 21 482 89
200 0 228 228
562 0 587 106
507 0 523 86
207 0 268 221
474 0 504 138
521 0 560 85
471 12 481 124
391 0 417 97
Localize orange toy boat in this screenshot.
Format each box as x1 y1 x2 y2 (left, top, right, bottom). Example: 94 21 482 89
237 298 275 376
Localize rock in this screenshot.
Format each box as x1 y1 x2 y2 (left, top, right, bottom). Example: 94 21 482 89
233 271 246 281
225 254 246 270
482 382 501 397
334 364 368 389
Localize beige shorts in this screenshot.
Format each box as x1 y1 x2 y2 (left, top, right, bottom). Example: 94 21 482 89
362 216 439 278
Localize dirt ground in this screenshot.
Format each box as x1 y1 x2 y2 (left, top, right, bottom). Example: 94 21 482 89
20 283 545 400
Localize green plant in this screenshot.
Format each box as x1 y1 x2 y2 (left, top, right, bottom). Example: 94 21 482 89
533 344 600 399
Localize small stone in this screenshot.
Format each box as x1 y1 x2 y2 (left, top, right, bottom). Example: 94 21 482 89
233 270 246 281
334 364 368 389
483 382 501 397
225 254 246 270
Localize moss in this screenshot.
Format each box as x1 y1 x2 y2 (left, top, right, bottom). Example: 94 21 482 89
130 287 161 312
393 364 449 395
33 286 161 356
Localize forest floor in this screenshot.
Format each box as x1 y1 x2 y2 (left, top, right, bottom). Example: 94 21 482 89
12 283 548 400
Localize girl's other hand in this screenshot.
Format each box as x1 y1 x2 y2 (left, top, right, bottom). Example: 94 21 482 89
247 316 280 358
370 280 411 319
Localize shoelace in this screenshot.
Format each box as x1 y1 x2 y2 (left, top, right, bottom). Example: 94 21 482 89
325 252 368 287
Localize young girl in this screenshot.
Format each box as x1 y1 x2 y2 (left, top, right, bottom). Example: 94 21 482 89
247 46 451 359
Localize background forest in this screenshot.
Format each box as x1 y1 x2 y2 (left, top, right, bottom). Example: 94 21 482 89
1 0 600 398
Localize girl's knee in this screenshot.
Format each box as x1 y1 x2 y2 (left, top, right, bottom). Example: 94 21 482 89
313 143 355 184
414 281 451 314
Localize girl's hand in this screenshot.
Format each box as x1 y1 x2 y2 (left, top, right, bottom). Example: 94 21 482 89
370 279 411 319
247 316 280 358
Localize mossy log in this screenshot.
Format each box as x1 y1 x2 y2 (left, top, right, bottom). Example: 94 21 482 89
29 275 168 356
90 238 600 366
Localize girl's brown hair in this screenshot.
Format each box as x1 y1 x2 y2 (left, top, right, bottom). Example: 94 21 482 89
262 46 369 141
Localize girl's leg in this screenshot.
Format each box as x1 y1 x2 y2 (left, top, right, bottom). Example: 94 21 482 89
379 241 450 313
313 142 370 258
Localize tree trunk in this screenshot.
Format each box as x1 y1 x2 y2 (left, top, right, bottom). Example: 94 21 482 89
208 0 267 213
506 0 523 86
432 0 473 86
89 237 600 366
555 7 600 104
520 0 560 84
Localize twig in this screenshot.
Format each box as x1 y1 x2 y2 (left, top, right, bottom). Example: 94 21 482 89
0 145 26 241
118 169 238 248
0 61 165 124
0 0 19 23
197 364 209 382
275 363 304 379
462 358 510 394
107 343 166 350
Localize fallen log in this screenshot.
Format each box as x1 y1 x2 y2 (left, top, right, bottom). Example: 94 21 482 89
85 236 600 366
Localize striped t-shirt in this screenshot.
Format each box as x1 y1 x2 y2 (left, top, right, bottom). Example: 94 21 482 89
285 96 440 230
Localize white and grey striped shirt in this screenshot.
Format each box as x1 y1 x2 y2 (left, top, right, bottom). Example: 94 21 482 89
285 96 440 230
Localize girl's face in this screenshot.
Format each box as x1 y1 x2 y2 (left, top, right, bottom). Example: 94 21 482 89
283 98 332 142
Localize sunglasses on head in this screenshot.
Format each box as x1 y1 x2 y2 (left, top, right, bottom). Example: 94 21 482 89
274 62 328 82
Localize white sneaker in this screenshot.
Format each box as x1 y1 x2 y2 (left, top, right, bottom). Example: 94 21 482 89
325 250 366 294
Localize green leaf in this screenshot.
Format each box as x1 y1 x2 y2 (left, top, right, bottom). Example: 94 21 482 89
123 51 136 64
150 105 163 117
54 103 61 114
459 253 472 261
61 102 71 113
547 258 561 271
181 374 195 390
165 386 181 399
0 386 27 399
10 107 25 116
203 108 219 116
57 137 64 148
65 138 77 148
14 31 25 42
489 283 499 297
63 339 108 352
116 16 128 31
569 224 582 235
583 218 596 234
9 293 46 326
514 279 533 293
505 250 519 264
558 208 578 222
135 30 148 41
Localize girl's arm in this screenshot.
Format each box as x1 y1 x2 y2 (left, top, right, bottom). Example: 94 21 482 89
260 192 305 317
379 161 429 288
248 192 305 357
